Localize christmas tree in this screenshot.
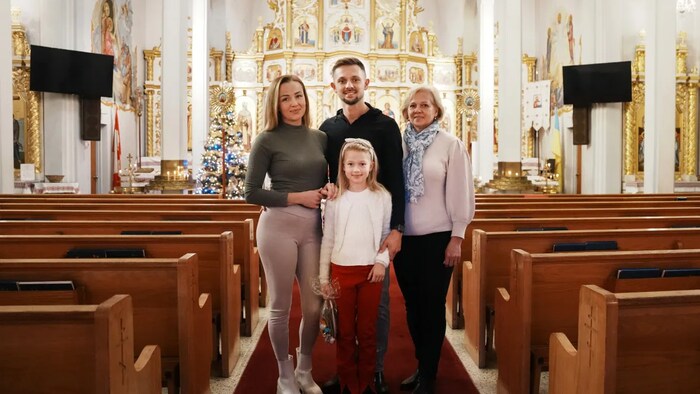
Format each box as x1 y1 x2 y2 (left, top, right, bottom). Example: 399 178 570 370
195 82 249 199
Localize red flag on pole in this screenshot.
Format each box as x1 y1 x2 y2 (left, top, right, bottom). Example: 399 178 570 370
112 110 122 188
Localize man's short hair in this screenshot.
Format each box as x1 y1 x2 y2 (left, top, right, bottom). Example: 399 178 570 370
331 57 366 77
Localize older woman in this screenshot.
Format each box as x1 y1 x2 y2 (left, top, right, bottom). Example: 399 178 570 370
394 86 475 394
245 74 328 394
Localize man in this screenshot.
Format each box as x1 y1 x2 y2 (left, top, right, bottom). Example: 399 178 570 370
320 57 405 394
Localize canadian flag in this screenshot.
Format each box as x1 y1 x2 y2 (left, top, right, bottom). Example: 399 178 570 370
112 110 122 188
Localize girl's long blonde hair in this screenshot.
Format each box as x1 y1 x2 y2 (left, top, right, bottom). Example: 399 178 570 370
263 74 311 131
337 138 387 196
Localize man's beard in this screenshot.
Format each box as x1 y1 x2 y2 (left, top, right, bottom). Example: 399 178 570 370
340 91 363 105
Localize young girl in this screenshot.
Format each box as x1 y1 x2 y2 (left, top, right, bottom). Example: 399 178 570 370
320 138 392 394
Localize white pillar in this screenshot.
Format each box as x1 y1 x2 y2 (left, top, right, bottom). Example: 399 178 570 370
497 0 521 163
40 0 81 184
581 0 623 194
476 0 495 182
191 0 209 176
0 0 12 192
161 0 188 161
644 0 676 193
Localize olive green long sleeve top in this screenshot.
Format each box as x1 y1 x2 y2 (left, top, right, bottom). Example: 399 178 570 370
244 123 328 207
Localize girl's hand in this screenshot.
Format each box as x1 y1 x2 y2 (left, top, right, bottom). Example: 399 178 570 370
444 236 462 267
320 283 332 299
367 263 386 283
288 189 324 208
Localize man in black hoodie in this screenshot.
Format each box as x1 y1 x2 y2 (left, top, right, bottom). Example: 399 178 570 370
320 57 405 394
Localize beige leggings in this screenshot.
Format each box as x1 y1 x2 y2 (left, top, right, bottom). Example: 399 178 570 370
257 205 323 361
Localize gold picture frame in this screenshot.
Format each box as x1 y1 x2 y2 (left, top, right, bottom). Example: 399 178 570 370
12 20 42 179
623 38 698 181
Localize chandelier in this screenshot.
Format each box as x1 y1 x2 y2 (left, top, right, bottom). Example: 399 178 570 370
677 0 696 13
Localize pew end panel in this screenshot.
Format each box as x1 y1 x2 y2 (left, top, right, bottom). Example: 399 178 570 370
464 229 488 367
495 249 533 394
0 294 162 394
548 332 579 394
551 285 700 394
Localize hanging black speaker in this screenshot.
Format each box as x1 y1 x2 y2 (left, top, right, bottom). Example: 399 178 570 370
80 97 102 141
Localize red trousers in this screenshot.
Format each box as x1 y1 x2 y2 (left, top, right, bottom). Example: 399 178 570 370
332 263 382 393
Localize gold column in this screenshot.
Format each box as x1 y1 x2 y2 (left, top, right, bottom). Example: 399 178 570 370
316 90 323 128
369 55 378 82
522 55 537 158
225 32 234 82
256 90 264 133
317 1 324 49
284 52 293 74
211 49 223 81
454 56 464 87
687 72 698 179
455 91 464 141
399 54 408 83
146 90 155 156
370 90 377 107
399 0 406 52
370 0 376 51
285 0 293 49
315 53 325 82
427 63 434 85
464 53 476 86
256 59 264 84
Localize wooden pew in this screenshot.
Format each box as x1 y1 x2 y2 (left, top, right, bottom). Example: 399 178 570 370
0 218 266 310
475 193 700 200
0 255 211 393
0 294 162 394
494 248 700 394
475 200 700 210
465 226 700 367
474 206 700 218
0 233 245 377
447 214 700 329
549 285 700 394
0 202 262 212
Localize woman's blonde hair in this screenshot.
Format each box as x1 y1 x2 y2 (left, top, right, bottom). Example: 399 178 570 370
400 85 445 122
337 138 386 196
263 74 311 131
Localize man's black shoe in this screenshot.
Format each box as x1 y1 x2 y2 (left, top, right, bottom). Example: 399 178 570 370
411 379 434 394
322 375 341 394
374 371 389 394
362 385 377 394
399 370 420 391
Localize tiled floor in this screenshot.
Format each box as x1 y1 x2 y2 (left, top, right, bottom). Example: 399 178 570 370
205 307 545 394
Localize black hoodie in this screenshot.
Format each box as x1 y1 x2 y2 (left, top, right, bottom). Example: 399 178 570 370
320 103 405 229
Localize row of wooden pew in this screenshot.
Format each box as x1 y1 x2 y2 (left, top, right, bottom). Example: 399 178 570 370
455 194 700 394
4 193 700 393
0 195 263 393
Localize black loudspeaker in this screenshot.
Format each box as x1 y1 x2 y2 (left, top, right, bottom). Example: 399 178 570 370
572 105 591 145
80 97 102 141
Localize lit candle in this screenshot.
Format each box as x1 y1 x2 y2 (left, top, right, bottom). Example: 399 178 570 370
167 171 171 181
507 170 512 177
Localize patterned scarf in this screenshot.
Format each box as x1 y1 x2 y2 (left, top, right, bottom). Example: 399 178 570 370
403 120 440 203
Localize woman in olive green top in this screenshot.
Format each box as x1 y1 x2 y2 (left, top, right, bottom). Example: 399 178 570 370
245 75 329 394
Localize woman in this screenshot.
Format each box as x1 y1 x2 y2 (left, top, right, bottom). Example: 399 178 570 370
245 74 328 394
394 86 475 394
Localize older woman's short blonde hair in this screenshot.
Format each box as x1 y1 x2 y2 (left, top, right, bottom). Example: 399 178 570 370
263 74 311 131
400 85 445 123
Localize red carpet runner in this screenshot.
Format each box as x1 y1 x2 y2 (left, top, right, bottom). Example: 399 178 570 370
234 267 479 393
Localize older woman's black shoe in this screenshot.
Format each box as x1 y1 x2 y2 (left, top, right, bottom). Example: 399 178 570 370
322 375 341 394
374 372 389 394
399 370 420 391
